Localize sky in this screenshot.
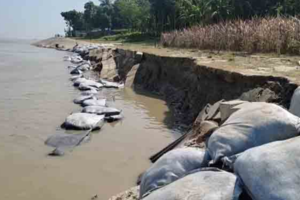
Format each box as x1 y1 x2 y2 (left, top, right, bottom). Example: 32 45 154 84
0 0 98 39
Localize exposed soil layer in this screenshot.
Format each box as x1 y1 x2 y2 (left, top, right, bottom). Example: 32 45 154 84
87 48 298 128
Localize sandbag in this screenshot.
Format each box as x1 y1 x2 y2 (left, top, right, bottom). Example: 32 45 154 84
62 113 105 130
73 95 95 104
70 68 82 75
81 88 98 96
82 99 107 107
70 75 83 81
142 168 242 200
290 86 300 117
73 78 87 86
82 106 121 116
78 83 96 91
228 136 300 200
105 114 123 122
45 132 91 148
208 102 300 164
100 79 124 89
140 147 210 197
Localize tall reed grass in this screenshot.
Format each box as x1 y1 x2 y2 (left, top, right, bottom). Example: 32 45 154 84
161 17 300 55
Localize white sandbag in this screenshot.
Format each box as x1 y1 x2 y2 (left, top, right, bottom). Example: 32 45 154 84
73 78 88 86
73 95 96 104
70 75 83 81
208 102 300 164
82 106 121 116
142 168 242 200
82 99 106 107
78 83 95 91
81 88 98 96
140 148 210 197
78 80 103 89
228 136 300 200
62 113 104 130
100 79 124 89
219 100 248 122
289 86 300 117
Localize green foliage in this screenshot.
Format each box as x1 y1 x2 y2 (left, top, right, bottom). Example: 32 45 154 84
61 0 300 36
61 10 85 34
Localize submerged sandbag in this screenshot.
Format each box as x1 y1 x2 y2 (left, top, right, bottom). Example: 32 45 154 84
62 113 105 130
290 86 300 117
105 114 123 122
70 68 82 75
142 168 242 200
45 132 91 148
228 136 300 200
82 106 121 116
140 148 210 197
82 99 106 107
208 102 300 164
73 95 96 104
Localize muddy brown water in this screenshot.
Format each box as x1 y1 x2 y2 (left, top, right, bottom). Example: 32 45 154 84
0 39 180 200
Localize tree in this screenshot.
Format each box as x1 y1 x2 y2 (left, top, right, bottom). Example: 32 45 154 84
84 1 98 31
61 10 85 35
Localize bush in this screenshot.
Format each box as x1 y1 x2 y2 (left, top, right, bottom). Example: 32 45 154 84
160 17 300 55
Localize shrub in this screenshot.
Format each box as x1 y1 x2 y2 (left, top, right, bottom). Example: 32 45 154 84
160 17 300 55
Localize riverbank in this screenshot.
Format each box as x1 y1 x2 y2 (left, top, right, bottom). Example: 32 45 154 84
33 37 299 199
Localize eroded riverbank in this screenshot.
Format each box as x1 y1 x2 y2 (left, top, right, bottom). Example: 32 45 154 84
33 37 300 200
0 39 180 200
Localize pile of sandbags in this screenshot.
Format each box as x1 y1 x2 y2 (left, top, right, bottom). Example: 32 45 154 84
140 98 300 200
143 168 242 200
140 148 210 197
208 102 300 164
225 136 300 200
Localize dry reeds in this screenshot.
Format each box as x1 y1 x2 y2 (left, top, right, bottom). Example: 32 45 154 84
161 17 300 55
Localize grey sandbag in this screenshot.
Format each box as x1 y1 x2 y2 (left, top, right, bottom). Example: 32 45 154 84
142 168 242 200
45 132 91 148
62 113 105 130
228 136 300 200
99 79 124 89
82 99 106 107
82 106 121 116
70 68 82 75
73 95 96 104
290 86 300 117
73 77 87 86
105 114 123 122
208 102 300 163
140 147 210 197
81 88 98 96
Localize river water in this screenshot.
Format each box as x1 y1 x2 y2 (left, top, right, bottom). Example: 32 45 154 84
0 39 179 200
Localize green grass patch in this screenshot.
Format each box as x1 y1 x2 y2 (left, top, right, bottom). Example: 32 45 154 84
79 31 159 46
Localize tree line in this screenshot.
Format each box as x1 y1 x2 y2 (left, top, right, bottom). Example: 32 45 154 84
61 0 300 36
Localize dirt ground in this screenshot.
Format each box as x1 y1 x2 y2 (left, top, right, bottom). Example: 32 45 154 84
110 43 300 85
35 37 300 84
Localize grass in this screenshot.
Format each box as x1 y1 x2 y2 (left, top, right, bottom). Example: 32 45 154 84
161 17 300 55
79 31 159 46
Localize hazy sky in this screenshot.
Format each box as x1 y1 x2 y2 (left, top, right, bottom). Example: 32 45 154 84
0 0 98 39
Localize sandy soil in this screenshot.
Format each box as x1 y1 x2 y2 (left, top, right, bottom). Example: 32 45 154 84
34 37 300 85
32 37 90 50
